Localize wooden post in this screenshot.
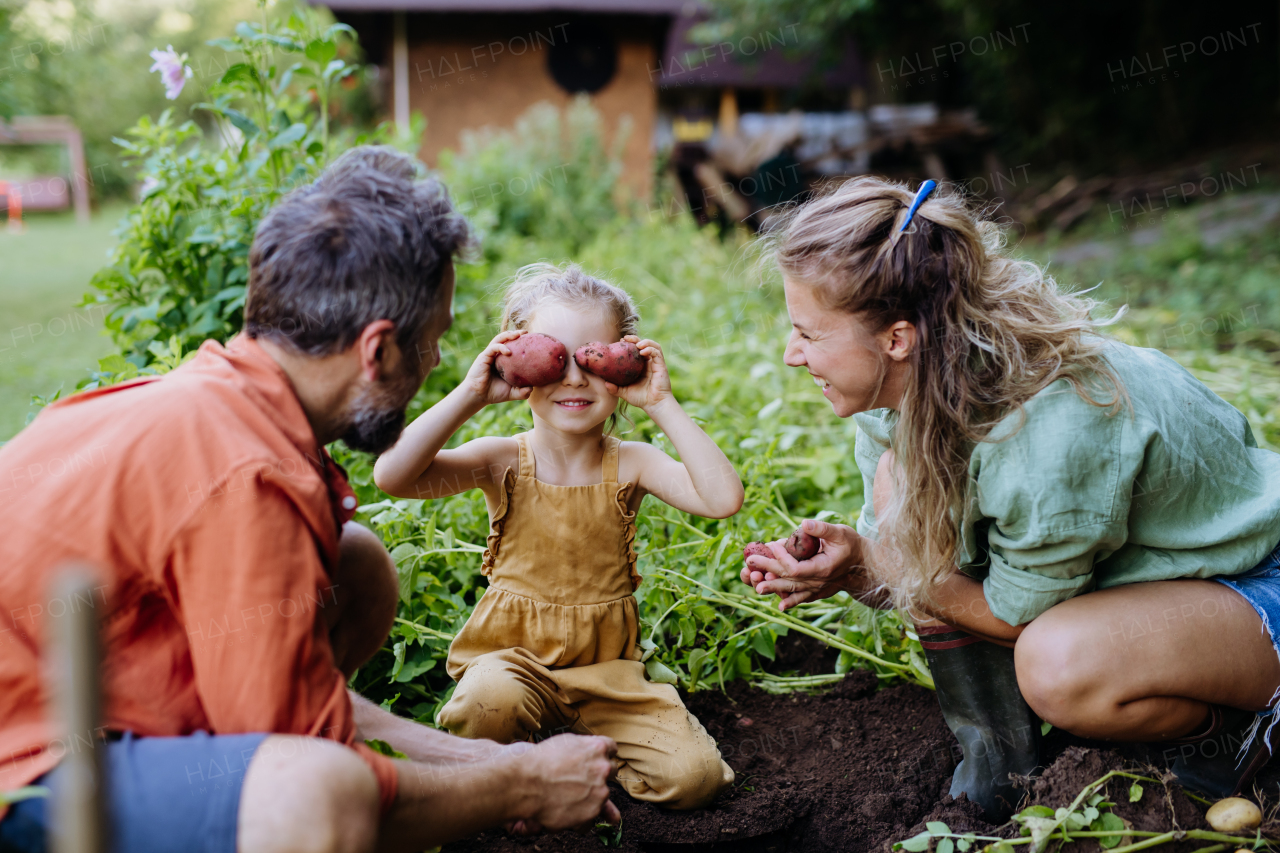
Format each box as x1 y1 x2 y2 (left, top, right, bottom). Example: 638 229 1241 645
64 126 90 224
48 568 107 853
718 88 738 138
0 181 21 233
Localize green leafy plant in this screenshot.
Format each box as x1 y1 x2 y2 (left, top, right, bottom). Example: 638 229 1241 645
364 738 408 759
894 770 1274 853
594 817 625 848
85 3 393 366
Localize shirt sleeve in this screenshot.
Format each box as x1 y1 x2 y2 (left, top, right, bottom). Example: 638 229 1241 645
971 382 1137 626
168 471 398 813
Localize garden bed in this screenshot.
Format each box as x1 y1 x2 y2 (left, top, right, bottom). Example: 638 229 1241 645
442 636 1280 852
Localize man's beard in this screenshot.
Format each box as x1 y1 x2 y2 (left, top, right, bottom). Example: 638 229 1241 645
337 366 422 455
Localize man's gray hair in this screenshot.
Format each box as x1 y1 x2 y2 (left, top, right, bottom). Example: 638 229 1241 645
244 145 471 357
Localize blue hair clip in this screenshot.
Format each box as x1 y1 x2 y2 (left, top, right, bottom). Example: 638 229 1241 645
900 179 938 233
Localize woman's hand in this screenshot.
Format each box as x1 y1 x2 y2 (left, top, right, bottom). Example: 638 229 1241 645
606 336 671 412
741 519 869 610
462 330 535 406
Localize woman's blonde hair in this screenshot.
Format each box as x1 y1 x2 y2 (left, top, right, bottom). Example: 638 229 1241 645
769 176 1125 611
500 262 640 433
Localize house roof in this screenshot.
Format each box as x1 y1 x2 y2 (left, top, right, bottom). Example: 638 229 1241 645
657 9 863 88
321 0 691 12
321 0 864 89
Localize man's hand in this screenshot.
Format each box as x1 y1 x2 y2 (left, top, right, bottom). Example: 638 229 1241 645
741 519 868 610
505 734 620 835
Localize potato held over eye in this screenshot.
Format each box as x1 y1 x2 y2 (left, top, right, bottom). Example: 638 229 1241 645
494 333 568 387
574 341 647 386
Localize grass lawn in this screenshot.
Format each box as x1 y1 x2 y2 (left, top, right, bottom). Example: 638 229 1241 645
0 205 126 442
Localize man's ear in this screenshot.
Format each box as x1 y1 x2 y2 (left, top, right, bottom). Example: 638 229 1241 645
882 320 917 363
354 319 399 382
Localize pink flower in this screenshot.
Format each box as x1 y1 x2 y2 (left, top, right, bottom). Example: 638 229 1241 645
149 46 192 100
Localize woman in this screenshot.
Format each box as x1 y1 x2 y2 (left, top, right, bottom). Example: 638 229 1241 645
741 177 1280 820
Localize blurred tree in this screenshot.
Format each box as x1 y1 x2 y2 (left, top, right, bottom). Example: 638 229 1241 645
1 0 257 196
699 0 1279 168
0 0 381 200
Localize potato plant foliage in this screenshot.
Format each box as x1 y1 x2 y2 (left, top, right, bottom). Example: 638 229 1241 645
84 5 390 368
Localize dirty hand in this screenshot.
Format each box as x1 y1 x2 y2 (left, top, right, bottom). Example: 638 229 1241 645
606 337 671 411
741 519 865 611
463 330 534 406
504 734 620 836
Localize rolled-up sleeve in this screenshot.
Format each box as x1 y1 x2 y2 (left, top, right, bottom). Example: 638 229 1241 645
983 522 1124 625
969 381 1138 626
169 472 398 813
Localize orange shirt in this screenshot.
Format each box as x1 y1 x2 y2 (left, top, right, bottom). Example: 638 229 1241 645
0 335 397 813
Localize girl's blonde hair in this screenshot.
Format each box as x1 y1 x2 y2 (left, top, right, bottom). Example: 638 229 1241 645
501 262 639 337
500 262 640 433
768 176 1126 611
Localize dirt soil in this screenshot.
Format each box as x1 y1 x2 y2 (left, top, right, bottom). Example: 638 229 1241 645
441 636 1279 852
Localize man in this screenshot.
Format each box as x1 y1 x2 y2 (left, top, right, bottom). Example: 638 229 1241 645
0 147 619 853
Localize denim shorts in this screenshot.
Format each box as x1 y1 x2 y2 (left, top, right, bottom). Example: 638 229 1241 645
1213 538 1280 661
0 730 267 853
1213 539 1280 749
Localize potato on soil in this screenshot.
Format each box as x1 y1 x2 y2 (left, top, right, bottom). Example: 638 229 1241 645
784 527 820 561
1206 797 1261 832
574 340 646 386
494 333 568 387
743 542 772 561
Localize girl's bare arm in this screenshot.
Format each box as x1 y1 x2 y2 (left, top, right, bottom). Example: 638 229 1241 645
374 331 527 499
611 337 744 519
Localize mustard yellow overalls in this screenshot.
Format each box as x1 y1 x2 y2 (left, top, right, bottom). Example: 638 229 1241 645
439 433 734 809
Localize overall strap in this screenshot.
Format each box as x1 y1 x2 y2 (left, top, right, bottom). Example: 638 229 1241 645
602 435 620 483
515 433 536 479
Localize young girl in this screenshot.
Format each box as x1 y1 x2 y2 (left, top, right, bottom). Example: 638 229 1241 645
374 263 742 809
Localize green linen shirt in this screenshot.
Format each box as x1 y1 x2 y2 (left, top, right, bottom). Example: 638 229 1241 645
853 341 1280 626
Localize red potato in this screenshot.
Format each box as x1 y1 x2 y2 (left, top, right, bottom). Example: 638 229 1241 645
494 333 568 387
573 340 647 386
743 526 820 565
784 527 820 561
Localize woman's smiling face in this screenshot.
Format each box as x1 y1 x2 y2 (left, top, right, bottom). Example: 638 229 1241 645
523 302 620 433
782 276 906 418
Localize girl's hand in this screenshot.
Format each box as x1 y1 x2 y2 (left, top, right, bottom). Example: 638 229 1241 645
741 519 866 611
462 331 535 406
606 336 671 412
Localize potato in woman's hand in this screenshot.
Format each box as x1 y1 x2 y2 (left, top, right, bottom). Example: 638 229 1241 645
574 341 646 386
495 333 568 387
784 527 820 561
744 525 819 564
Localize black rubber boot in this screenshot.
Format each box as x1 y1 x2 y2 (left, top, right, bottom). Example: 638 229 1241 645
919 623 1041 822
1165 705 1275 798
